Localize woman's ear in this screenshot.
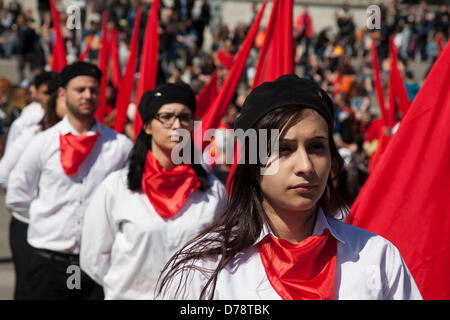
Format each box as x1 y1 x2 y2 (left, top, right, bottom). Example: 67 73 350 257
143 121 152 136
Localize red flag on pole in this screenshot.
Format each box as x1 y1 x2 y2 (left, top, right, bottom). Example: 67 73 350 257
95 11 109 123
371 39 387 125
226 0 294 191
251 0 295 90
387 50 397 129
389 37 410 119
49 0 67 72
437 33 443 55
193 1 267 152
109 28 122 89
349 42 450 299
195 71 219 119
369 37 410 172
133 0 160 140
113 8 142 134
79 37 92 61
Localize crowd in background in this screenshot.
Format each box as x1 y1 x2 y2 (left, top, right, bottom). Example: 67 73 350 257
0 0 448 205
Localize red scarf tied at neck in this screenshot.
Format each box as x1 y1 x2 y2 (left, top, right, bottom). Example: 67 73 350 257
259 229 337 300
59 132 100 176
141 151 200 219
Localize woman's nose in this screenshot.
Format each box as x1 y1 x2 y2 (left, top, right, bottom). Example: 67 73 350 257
171 116 182 129
293 148 314 176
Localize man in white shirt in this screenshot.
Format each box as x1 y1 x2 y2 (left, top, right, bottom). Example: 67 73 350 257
5 71 56 151
6 61 133 300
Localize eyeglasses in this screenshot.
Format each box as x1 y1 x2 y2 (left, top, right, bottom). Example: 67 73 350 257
153 112 194 128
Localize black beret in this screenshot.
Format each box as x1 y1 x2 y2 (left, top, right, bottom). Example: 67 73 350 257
34 71 56 89
59 61 102 87
235 74 334 131
138 82 196 123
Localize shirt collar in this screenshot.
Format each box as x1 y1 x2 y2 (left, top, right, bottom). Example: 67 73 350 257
253 207 346 246
59 115 101 136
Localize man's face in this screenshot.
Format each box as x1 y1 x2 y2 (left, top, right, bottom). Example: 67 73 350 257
60 76 99 119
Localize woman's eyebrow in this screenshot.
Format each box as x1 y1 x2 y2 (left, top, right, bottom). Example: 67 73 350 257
309 136 328 140
279 136 328 142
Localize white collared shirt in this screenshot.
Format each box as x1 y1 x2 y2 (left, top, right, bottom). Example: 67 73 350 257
160 208 423 300
0 123 42 223
5 116 133 254
0 124 41 190
80 168 227 300
5 102 44 151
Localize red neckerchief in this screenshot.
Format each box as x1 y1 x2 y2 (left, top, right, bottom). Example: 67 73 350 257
59 132 99 176
259 229 337 300
141 151 200 219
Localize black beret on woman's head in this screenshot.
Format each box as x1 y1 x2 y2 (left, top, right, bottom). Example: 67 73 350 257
235 74 334 131
138 82 196 123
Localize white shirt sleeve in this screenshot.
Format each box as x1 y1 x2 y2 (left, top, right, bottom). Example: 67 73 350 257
5 117 23 151
5 133 43 213
5 102 43 151
80 173 117 286
383 242 423 300
0 125 40 189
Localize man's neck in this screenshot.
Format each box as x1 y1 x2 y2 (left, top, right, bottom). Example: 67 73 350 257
67 114 96 135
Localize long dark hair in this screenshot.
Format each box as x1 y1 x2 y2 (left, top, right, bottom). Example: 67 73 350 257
156 105 349 299
127 128 211 192
38 91 62 130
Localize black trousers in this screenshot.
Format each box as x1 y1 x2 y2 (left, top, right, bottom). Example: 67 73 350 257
9 216 33 300
26 247 104 300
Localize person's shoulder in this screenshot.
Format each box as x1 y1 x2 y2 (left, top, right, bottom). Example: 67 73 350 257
27 120 59 144
327 217 394 252
207 172 224 189
14 123 41 142
205 173 228 198
102 167 129 187
158 234 221 299
95 167 130 197
98 124 133 146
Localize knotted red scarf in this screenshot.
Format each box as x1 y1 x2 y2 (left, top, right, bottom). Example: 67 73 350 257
259 229 337 300
141 151 200 219
59 132 99 176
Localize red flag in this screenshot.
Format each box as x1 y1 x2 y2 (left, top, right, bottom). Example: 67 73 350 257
195 71 219 119
193 1 267 152
370 38 410 171
94 11 109 123
389 37 410 119
437 33 443 55
371 39 387 125
109 28 122 89
251 0 295 90
49 0 67 72
133 0 160 140
79 37 92 61
113 8 142 134
349 42 450 299
387 52 396 129
227 0 293 191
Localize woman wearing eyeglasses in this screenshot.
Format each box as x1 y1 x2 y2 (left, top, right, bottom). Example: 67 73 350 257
80 82 227 299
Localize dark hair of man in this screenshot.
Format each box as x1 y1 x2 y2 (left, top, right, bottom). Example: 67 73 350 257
127 128 211 192
156 105 349 299
38 91 62 131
